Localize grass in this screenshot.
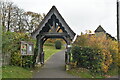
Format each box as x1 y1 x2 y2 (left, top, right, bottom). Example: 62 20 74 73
67 68 93 78
67 67 118 78
43 45 63 61
2 65 33 78
106 67 119 76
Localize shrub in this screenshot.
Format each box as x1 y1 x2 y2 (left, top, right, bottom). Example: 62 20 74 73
71 46 103 73
73 32 118 73
71 46 80 62
22 56 33 68
10 51 33 68
55 40 62 49
2 31 35 67
11 52 22 66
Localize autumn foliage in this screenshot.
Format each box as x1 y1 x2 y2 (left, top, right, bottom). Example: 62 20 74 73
73 32 118 73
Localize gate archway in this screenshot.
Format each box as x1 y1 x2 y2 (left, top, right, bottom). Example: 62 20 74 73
31 6 76 66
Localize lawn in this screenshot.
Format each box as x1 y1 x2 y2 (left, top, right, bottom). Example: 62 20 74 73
2 66 32 78
67 67 118 78
67 68 94 78
44 45 63 61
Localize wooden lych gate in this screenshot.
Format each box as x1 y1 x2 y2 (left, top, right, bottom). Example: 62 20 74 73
31 6 76 66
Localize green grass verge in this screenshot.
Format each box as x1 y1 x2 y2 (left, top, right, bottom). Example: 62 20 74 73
67 68 93 78
67 67 118 78
2 66 33 78
67 68 96 78
44 45 64 61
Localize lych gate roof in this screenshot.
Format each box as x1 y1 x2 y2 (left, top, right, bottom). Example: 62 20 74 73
95 25 106 33
31 6 76 40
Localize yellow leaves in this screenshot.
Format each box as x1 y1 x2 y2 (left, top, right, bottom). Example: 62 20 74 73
102 64 109 73
74 31 119 73
101 49 113 73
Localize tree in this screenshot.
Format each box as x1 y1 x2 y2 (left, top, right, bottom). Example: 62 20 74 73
0 1 45 33
23 11 45 33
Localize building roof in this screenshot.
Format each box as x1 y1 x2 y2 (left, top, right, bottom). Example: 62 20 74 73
95 25 106 33
31 6 76 40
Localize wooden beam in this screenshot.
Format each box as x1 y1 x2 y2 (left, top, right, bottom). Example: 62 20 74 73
48 24 54 32
53 15 56 32
41 32 69 37
57 27 61 32
42 38 48 45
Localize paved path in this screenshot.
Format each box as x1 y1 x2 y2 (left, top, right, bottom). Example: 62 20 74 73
33 50 78 78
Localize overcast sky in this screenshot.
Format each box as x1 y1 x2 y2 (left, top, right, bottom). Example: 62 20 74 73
10 0 117 37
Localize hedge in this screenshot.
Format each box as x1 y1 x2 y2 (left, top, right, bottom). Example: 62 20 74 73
71 46 103 73
55 40 62 49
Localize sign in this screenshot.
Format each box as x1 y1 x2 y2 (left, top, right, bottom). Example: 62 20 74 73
21 43 27 54
27 44 34 55
21 41 34 55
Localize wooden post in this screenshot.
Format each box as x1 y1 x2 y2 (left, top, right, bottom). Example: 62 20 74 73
67 40 71 63
65 38 72 70
33 35 40 67
53 15 56 32
38 36 44 64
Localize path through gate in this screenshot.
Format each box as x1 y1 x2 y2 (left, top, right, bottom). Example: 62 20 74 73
31 6 76 67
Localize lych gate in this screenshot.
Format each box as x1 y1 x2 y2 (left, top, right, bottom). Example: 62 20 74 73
31 6 76 66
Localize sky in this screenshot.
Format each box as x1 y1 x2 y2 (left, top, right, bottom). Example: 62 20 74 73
9 0 117 37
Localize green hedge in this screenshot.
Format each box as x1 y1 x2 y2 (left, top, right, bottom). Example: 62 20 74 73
71 46 103 73
55 40 62 49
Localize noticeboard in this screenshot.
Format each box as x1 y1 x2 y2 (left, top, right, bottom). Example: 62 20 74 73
21 41 34 55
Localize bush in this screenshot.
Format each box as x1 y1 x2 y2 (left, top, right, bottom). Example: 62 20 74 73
71 46 103 73
22 56 33 68
2 31 35 67
11 51 33 68
55 40 62 49
73 32 118 73
11 52 22 66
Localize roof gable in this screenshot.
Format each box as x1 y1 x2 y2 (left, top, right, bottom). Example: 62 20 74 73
95 25 106 33
31 6 76 40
